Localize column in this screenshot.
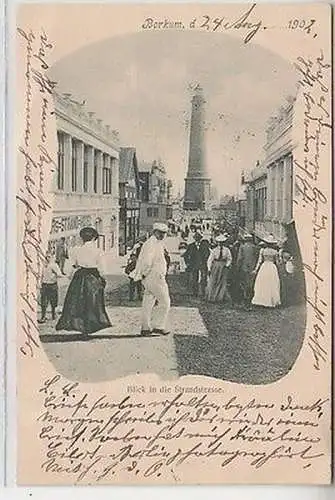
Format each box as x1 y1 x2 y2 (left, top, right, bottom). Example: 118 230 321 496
282 156 288 222
86 145 94 194
111 157 119 200
272 164 277 220
266 166 271 220
97 151 103 194
93 149 102 194
284 154 293 221
287 155 293 220
77 141 84 193
63 133 72 193
278 160 284 222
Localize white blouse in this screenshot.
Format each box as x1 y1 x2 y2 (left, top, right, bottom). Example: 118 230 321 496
72 241 105 275
208 245 232 271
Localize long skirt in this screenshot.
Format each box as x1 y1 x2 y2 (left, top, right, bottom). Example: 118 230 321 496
206 261 231 304
56 267 111 334
252 261 281 308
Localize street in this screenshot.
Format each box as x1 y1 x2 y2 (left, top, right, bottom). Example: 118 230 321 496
39 237 306 385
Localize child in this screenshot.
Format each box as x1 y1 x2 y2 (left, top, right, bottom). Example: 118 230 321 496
38 252 64 323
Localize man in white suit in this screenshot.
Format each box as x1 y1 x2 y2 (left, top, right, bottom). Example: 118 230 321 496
133 222 170 336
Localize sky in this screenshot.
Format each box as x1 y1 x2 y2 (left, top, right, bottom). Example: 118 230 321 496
49 30 298 197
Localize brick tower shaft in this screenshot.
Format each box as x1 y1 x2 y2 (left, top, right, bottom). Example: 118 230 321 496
183 87 211 211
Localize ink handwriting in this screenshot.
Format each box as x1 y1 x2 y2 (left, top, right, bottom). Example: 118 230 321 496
294 49 331 371
17 26 56 356
142 4 265 44
37 377 328 482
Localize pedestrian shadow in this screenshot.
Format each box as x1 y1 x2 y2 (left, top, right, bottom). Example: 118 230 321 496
167 275 200 308
174 303 307 385
39 333 161 343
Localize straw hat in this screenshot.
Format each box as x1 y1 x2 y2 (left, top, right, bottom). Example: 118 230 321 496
263 233 278 245
216 234 228 242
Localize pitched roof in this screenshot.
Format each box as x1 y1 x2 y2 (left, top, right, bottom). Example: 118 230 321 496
119 147 138 183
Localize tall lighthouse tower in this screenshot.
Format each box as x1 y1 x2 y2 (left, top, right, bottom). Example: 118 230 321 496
183 86 211 211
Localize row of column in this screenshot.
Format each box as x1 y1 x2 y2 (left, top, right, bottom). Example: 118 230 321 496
266 154 293 222
58 132 118 196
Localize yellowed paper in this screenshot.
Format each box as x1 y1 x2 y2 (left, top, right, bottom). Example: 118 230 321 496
16 2 332 485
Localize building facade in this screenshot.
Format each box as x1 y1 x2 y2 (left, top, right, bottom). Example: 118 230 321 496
139 160 173 231
50 93 120 256
244 163 268 235
119 147 141 255
244 99 295 243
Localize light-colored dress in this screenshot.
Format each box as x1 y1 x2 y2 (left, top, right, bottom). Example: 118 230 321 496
206 245 232 303
252 247 281 307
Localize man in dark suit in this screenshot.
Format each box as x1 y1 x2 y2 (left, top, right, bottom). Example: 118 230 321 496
183 231 211 297
236 233 259 308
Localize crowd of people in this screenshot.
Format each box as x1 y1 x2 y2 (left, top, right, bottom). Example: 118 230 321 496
178 222 301 310
37 217 304 338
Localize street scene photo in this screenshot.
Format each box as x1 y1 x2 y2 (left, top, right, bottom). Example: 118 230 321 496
38 31 306 385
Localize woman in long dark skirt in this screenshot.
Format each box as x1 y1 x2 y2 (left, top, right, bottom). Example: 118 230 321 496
56 227 111 335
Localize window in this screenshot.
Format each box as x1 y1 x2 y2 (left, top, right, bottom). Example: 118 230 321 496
57 132 65 190
109 157 114 195
93 150 99 193
83 145 89 192
71 139 78 192
147 207 158 217
110 231 114 249
102 154 111 194
254 186 267 222
277 160 284 219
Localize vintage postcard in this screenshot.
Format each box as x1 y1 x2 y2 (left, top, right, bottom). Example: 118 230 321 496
15 2 332 485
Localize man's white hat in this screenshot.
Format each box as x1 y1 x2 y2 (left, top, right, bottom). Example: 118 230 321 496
153 222 168 232
216 234 227 242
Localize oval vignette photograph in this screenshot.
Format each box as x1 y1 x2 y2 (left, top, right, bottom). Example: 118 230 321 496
37 30 307 385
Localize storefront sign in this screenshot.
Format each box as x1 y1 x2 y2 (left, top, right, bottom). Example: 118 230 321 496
51 215 93 234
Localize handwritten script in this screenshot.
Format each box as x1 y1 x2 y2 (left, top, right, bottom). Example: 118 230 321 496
142 4 265 44
37 376 328 483
293 50 331 371
17 27 56 357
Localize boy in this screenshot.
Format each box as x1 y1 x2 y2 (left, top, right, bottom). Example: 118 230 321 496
38 252 64 323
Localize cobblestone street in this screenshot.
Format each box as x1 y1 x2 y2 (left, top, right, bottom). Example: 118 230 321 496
39 237 306 385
